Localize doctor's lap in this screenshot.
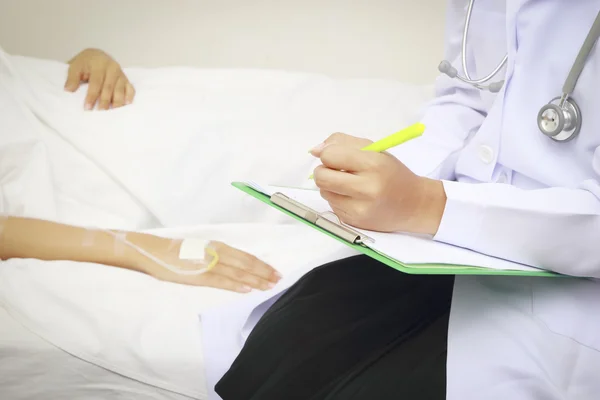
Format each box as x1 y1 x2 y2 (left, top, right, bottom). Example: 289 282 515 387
215 1 600 400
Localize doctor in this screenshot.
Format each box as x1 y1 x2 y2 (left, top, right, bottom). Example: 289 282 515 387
211 0 600 399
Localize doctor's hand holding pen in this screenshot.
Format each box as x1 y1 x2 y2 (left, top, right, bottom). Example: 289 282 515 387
309 131 446 236
64 48 136 111
0 216 281 293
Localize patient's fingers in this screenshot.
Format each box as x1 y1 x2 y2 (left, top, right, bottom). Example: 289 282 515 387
211 241 281 283
197 272 253 293
64 65 82 92
85 68 105 110
125 82 135 105
65 49 135 110
112 76 126 108
211 263 276 291
98 64 120 110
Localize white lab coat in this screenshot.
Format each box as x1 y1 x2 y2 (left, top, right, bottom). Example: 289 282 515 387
201 1 600 399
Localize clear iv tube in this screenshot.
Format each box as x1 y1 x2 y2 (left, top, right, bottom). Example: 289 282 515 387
100 229 217 276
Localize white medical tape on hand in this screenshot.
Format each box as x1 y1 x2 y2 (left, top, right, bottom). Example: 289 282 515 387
179 238 211 260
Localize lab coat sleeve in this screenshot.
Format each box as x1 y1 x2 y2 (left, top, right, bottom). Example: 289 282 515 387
388 1 489 179
391 2 600 277
435 177 600 278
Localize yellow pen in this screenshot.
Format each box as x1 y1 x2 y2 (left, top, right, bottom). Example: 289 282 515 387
309 122 425 179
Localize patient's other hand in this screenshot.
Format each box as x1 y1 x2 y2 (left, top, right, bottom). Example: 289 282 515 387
65 48 135 111
129 234 282 293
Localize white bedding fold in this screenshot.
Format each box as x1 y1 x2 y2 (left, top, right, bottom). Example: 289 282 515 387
2 48 433 228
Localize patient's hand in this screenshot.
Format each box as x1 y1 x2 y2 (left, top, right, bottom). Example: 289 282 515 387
129 234 282 293
0 217 281 293
64 48 135 111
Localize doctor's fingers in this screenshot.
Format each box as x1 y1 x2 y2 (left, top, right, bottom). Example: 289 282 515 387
210 241 281 283
310 133 372 156
319 144 382 174
313 165 364 197
324 132 372 148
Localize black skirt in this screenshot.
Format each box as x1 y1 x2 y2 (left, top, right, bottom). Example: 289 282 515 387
215 255 454 400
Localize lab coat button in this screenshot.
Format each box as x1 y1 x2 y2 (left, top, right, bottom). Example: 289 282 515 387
478 145 494 164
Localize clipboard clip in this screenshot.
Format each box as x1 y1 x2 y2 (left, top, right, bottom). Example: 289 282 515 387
271 192 374 245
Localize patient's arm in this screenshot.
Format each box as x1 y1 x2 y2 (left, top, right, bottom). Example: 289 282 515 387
1 216 142 270
64 48 136 111
0 216 281 293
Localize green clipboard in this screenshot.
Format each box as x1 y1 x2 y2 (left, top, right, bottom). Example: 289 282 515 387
232 182 560 278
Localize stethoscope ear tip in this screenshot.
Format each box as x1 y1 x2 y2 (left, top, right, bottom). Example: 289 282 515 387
438 60 457 78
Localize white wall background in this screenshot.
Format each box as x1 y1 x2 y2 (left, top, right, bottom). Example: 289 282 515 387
0 0 446 83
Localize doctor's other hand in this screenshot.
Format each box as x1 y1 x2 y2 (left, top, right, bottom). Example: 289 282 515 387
132 235 282 293
310 133 447 236
64 48 135 111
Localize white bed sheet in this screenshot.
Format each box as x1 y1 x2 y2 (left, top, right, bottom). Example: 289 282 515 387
0 304 195 400
0 224 358 399
0 46 434 399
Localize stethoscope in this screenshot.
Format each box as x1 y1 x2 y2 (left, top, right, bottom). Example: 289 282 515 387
437 0 600 142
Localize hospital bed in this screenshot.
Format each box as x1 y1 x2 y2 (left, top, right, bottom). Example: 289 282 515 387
0 48 434 399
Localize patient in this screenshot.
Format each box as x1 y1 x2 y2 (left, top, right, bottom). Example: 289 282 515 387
45 49 281 292
1 216 280 292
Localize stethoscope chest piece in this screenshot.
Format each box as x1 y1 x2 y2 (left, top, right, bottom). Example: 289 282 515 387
537 96 582 142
